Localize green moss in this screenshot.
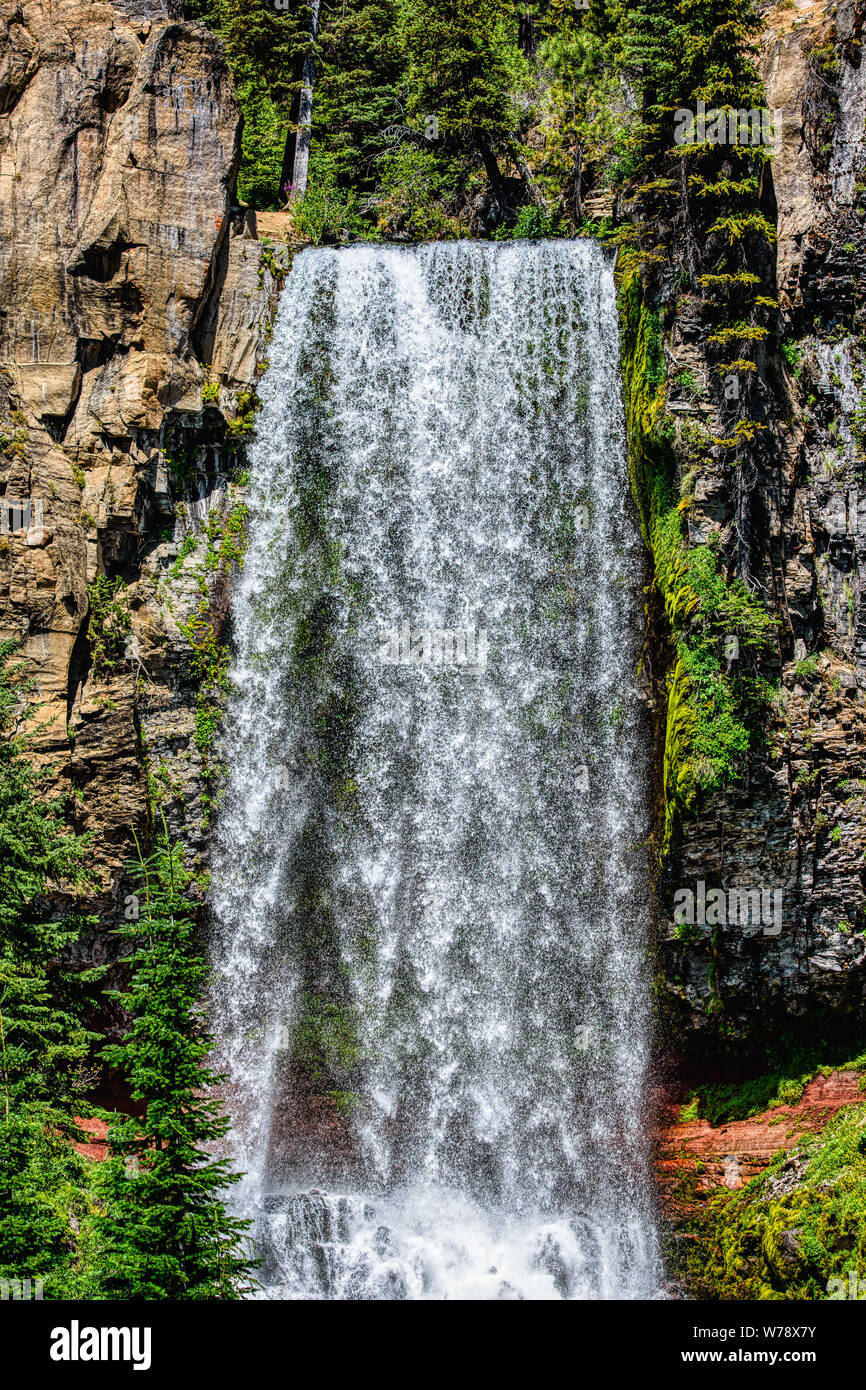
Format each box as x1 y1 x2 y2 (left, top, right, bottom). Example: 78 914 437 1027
258 241 293 285
617 256 776 852
225 389 262 446
683 1103 866 1299
292 992 363 1087
683 1039 866 1126
168 532 199 579
328 1090 361 1116
175 493 250 807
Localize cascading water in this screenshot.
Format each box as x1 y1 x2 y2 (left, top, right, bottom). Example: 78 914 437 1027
210 239 660 1300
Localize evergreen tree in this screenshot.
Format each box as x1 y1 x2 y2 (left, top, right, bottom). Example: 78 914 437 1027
0 638 96 1293
0 640 93 1121
535 0 625 219
312 0 405 196
87 828 255 1299
400 0 527 199
196 0 312 207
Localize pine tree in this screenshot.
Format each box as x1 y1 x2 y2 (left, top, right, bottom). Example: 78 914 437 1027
0 638 96 1293
197 0 312 207
400 0 527 199
87 827 255 1299
0 640 93 1121
535 0 624 220
312 0 405 196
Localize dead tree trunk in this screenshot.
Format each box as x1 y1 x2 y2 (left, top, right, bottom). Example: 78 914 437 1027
281 0 321 202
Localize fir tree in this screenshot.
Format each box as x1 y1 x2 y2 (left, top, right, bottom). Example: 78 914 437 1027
400 0 527 199
87 827 255 1300
198 0 312 207
0 640 93 1120
312 0 405 196
0 638 96 1293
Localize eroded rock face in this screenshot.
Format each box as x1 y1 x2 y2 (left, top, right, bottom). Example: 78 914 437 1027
657 0 866 1053
0 0 278 936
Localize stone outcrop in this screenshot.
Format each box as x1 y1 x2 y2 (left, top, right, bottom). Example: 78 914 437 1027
0 0 282 941
653 0 866 1055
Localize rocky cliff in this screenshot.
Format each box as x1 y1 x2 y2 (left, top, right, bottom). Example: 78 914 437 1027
642 0 866 1060
0 0 285 969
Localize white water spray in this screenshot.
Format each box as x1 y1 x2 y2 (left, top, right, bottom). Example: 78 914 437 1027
211 240 660 1299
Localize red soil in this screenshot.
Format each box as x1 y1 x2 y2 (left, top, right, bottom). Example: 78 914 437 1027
72 1116 110 1161
655 1070 864 1219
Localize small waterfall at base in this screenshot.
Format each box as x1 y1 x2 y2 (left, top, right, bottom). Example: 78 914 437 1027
210 239 661 1300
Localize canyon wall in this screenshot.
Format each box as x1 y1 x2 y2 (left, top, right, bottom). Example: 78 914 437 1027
649 0 866 1059
0 0 280 967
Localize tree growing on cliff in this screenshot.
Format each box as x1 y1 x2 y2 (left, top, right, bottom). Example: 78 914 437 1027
87 827 255 1300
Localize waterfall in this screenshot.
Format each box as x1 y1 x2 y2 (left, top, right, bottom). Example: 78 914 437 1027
210 240 660 1300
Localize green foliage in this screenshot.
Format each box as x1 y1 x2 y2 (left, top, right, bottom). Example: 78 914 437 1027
178 499 248 771
0 641 99 1294
794 653 819 682
85 829 256 1300
643 307 665 389
0 642 95 1123
0 1116 96 1296
190 0 780 265
86 575 131 678
169 532 199 580
537 1 638 207
495 203 561 241
618 263 776 850
673 369 700 397
400 0 526 172
684 1103 866 1299
614 0 766 143
293 991 363 1086
781 338 807 376
207 0 311 208
375 146 462 240
226 388 262 444
311 0 406 196
290 150 377 244
683 1041 866 1127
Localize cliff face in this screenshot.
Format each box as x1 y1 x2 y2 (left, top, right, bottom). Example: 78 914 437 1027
650 0 866 1058
0 0 280 955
